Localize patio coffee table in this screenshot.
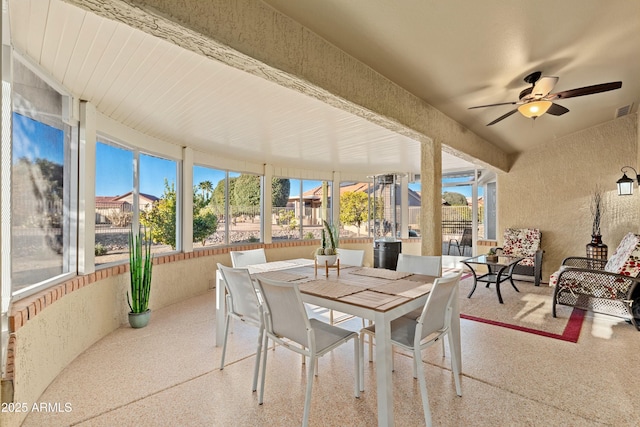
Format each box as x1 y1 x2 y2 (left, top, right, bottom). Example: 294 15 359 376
461 254 524 304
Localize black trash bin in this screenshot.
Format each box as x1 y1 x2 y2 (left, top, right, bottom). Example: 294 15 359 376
374 240 402 270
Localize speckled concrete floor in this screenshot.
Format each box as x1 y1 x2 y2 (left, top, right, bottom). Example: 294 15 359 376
23 279 640 427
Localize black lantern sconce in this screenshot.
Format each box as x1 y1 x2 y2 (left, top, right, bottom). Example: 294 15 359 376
617 166 640 196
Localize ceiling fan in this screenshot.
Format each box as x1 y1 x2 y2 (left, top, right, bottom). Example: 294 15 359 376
469 71 622 126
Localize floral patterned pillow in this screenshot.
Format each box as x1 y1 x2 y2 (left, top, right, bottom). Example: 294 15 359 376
604 232 640 276
501 228 541 259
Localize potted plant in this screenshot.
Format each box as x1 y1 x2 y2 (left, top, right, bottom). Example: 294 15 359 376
486 247 498 262
127 225 153 328
587 185 608 259
316 220 339 266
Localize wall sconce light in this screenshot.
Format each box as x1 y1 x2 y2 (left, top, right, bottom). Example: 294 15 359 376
617 166 640 196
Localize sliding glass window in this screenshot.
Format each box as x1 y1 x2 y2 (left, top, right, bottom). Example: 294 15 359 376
10 59 76 297
95 140 134 264
338 181 373 238
273 178 331 241
139 153 178 253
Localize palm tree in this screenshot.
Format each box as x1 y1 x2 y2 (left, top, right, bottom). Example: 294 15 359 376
198 180 214 202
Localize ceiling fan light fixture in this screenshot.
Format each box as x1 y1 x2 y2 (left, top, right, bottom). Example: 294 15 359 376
517 100 552 119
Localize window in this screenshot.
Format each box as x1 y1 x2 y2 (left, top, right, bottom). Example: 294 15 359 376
273 177 297 240
338 181 372 238
273 178 330 241
228 172 261 244
139 153 178 253
194 167 265 246
95 141 134 264
10 59 75 297
193 165 224 247
300 179 331 239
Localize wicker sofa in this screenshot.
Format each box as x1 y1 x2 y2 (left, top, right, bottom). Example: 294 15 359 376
550 232 640 330
495 228 544 286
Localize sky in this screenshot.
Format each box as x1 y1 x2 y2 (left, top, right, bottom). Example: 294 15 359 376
13 113 64 164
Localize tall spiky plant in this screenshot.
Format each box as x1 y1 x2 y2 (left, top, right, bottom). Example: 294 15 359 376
128 226 153 313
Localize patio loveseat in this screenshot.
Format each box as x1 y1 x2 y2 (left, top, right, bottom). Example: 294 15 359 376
550 232 640 330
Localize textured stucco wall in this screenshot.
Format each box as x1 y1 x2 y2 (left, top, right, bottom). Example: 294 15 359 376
498 114 639 281
5 253 225 427
7 276 123 427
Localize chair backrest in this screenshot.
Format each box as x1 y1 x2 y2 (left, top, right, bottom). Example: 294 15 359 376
604 232 640 276
396 254 442 276
217 263 262 324
337 248 365 267
416 270 463 341
254 276 312 348
501 228 541 258
460 228 473 246
230 248 267 268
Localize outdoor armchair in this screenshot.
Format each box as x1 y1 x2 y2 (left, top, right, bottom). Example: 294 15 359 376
550 232 640 330
495 228 543 286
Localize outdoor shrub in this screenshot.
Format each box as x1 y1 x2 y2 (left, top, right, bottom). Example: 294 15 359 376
95 243 108 256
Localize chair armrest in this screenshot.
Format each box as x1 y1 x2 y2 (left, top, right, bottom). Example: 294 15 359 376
556 267 639 299
560 257 606 270
494 247 504 255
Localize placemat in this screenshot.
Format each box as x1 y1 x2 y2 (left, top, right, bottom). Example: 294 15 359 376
349 267 412 280
370 279 433 298
338 273 391 288
338 290 409 310
299 280 364 299
253 270 310 282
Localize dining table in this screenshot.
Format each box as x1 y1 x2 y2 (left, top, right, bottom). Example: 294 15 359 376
215 258 462 427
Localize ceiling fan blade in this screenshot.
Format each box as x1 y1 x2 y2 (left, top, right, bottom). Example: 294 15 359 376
469 101 517 109
486 109 518 126
531 76 559 98
546 103 569 116
550 81 622 100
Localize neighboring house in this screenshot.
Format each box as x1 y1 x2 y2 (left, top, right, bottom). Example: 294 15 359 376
95 192 159 225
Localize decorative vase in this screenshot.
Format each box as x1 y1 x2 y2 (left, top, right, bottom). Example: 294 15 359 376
128 309 151 328
586 235 608 260
316 254 337 266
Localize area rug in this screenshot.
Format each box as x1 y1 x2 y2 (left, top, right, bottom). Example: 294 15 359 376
455 273 585 343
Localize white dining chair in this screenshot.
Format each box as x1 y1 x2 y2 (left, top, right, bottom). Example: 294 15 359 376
396 253 442 276
364 253 444 361
255 276 360 427
359 270 463 427
217 263 264 393
329 248 367 325
336 248 365 267
230 248 267 268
